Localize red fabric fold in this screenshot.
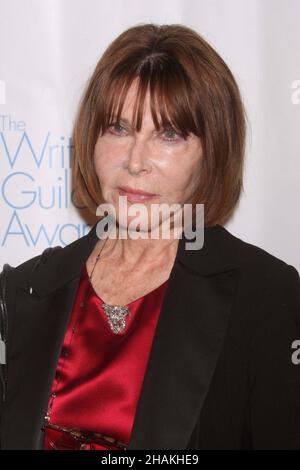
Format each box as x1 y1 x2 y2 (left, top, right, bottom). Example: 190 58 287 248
43 264 169 450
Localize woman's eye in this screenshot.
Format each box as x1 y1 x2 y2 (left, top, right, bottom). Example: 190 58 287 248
161 128 183 142
108 123 127 135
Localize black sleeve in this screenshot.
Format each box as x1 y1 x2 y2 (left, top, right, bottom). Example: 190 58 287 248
0 263 15 447
249 264 300 449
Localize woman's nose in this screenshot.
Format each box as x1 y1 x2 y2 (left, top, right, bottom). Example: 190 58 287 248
124 137 152 174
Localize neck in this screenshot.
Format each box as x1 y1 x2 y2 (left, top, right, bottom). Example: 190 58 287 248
95 224 181 267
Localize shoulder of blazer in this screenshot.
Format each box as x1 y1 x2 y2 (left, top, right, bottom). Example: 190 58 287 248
5 224 98 298
0 246 63 356
0 246 63 294
179 224 299 281
0 245 62 403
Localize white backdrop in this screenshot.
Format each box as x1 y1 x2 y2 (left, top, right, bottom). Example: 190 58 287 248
0 0 299 271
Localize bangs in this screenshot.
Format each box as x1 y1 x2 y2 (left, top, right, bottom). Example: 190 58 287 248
98 56 204 139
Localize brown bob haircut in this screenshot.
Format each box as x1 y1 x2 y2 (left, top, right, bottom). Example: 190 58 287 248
72 23 248 227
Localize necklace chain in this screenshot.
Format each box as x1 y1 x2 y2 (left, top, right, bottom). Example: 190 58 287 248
88 235 109 283
88 234 131 335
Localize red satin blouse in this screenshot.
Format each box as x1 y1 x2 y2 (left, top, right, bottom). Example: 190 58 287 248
43 264 169 450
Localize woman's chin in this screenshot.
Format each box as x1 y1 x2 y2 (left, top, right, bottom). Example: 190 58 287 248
114 215 162 237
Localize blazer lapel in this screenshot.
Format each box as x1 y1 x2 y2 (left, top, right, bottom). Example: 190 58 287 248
127 256 237 449
1 222 238 450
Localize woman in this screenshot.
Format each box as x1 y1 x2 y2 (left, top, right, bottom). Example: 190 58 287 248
1 23 300 450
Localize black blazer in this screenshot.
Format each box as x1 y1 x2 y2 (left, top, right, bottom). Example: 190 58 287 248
1 222 300 450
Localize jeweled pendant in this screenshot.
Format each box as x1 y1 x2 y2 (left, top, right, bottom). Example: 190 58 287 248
102 304 130 334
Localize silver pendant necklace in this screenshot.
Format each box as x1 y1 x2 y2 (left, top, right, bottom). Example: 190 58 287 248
88 236 130 335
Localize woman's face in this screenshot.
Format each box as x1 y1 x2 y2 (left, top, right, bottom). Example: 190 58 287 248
93 79 203 233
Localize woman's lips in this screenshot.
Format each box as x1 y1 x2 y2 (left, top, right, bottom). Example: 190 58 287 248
118 186 157 202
